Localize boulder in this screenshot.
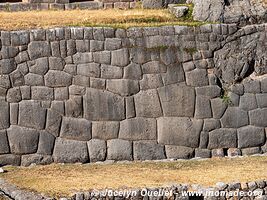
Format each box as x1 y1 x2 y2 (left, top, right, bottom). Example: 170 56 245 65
133 141 165 160
107 139 132 161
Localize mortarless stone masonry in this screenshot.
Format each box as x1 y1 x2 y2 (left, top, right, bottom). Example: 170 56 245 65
0 24 266 166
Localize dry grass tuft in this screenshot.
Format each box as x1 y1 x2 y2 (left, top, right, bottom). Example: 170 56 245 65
0 156 266 198
0 9 203 31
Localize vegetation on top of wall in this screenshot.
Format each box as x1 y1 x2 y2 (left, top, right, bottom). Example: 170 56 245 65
0 9 206 30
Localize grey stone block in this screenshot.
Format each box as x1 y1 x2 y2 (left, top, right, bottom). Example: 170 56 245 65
165 145 194 159
243 79 261 93
7 87 22 103
73 52 93 64
199 131 209 149
28 41 50 59
142 61 166 74
29 58 48 75
195 85 221 98
210 98 227 119
31 86 54 101
20 86 31 100
18 100 46 130
134 89 162 118
238 126 265 148
185 69 209 87
90 78 106 90
45 110 62 137
140 74 163 90
105 38 122 51
0 130 10 154
160 47 177 65
211 148 225 158
158 117 203 148
119 118 157 140
25 73 44 86
93 51 111 65
60 117 92 141
227 148 241 157
228 92 240 106
37 131 55 155
126 97 136 119
0 100 9 130
10 69 25 87
256 94 267 108
129 47 150 64
0 154 21 166
203 119 221 132
107 139 132 161
249 108 267 127
239 93 257 111
261 78 267 93
92 121 119 140
87 139 106 162
221 107 249 128
65 96 83 118
124 63 142 80
111 48 129 67
195 149 211 158
7 125 39 154
54 87 69 100
90 40 104 52
241 147 261 155
0 75 11 89
49 57 65 71
162 63 185 85
10 103 18 125
106 79 139 96
84 88 125 121
208 128 237 149
45 70 72 87
143 0 163 8
53 138 89 163
195 96 212 119
77 63 100 78
0 59 16 74
101 64 123 79
21 154 53 167
134 141 165 160
158 84 195 117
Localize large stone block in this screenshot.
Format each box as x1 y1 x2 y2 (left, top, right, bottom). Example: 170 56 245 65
18 101 46 130
185 69 209 87
31 86 54 101
0 59 16 74
165 145 194 159
7 125 39 154
157 84 195 117
239 93 257 111
87 139 107 162
133 141 165 160
140 74 163 90
45 70 72 87
256 94 267 108
7 87 22 103
77 63 100 78
237 126 265 148
249 108 267 127
0 130 10 154
21 154 53 167
161 63 185 85
37 131 55 155
157 117 203 148
111 48 129 67
60 117 92 141
142 61 166 74
29 58 48 75
0 154 21 166
134 89 162 118
106 79 139 96
221 107 249 128
53 138 89 163
124 63 142 80
195 96 212 119
45 110 62 137
107 139 132 161
210 98 227 119
119 118 157 140
143 0 163 9
101 64 123 79
65 96 83 118
208 128 237 149
84 88 125 121
92 121 119 140
28 41 51 59
0 100 9 130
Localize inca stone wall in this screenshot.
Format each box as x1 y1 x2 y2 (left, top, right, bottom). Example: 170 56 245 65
0 24 267 166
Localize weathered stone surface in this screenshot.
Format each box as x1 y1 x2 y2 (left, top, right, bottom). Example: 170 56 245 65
249 108 267 127
119 118 157 140
73 52 93 64
0 131 10 154
28 41 50 59
195 96 212 119
143 0 163 9
203 119 221 132
0 75 11 89
106 79 139 96
107 139 132 161
60 117 92 141
208 128 237 149
227 148 241 157
140 74 163 90
87 139 107 162
84 88 125 121
92 121 119 140
45 110 62 137
165 145 194 159
239 93 257 111
195 85 221 98
49 57 65 71
0 100 10 130
241 147 261 156
195 149 211 158
29 58 48 75
134 141 165 160
256 94 267 108
199 131 209 149
45 70 72 87
162 63 185 85
37 131 55 155
101 65 123 79
169 5 189 18
0 59 16 74
111 48 129 67
157 84 195 117
0 154 21 166
7 125 39 154
210 98 227 119
142 61 166 74
211 148 225 157
24 73 44 86
124 63 142 80
93 51 111 64
31 86 54 101
65 96 83 118
21 154 53 167
77 63 100 78
54 87 68 100
18 101 46 130
126 97 135 119
237 126 265 148
221 107 249 128
7 88 21 103
134 89 162 118
185 69 209 87
157 117 203 148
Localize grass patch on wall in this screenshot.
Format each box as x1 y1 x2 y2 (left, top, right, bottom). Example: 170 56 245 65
0 9 206 30
0 156 267 198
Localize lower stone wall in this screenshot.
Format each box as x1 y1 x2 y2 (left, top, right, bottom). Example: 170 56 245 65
0 24 266 166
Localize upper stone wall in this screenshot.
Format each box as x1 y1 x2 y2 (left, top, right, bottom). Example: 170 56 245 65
0 24 266 166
